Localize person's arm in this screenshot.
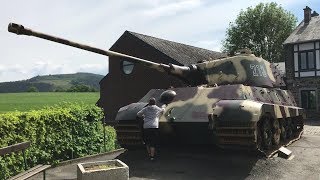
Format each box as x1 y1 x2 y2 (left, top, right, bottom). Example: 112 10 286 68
159 104 166 114
157 104 167 115
137 108 145 118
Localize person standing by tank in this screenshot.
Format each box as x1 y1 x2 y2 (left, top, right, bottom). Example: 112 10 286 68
137 97 165 161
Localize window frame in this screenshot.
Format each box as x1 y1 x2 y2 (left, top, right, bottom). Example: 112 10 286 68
121 60 135 75
293 41 320 78
298 50 315 71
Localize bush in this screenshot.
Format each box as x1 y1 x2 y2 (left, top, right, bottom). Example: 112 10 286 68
67 84 97 92
27 86 39 92
0 104 116 179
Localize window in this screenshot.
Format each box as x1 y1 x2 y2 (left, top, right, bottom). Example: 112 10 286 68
299 51 314 70
301 90 316 109
122 60 134 74
300 52 307 69
293 42 320 78
308 51 314 69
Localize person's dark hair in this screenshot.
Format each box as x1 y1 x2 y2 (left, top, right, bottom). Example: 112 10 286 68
149 97 156 105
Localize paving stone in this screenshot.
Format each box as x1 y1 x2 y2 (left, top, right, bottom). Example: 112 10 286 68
304 125 320 136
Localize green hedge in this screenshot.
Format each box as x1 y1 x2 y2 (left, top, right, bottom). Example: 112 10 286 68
0 104 116 179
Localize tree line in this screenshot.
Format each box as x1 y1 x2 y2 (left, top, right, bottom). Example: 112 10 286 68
27 84 98 92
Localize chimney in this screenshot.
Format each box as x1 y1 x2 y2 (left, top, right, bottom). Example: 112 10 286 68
311 11 319 17
304 6 312 24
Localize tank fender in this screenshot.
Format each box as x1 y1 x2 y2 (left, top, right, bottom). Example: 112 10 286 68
212 100 263 123
260 104 304 119
115 102 148 121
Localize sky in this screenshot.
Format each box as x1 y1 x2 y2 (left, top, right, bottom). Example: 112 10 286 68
0 0 319 82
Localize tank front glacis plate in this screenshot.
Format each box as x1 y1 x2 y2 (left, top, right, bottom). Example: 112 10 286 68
115 102 148 121
160 85 243 123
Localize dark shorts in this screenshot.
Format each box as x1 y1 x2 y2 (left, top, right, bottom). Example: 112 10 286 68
143 128 159 147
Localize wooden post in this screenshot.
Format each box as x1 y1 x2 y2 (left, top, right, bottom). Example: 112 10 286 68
22 149 27 170
43 170 46 180
103 118 106 152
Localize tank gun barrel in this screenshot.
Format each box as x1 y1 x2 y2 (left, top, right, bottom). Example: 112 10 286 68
8 23 176 73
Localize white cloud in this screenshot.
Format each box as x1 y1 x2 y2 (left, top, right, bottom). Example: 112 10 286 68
195 40 223 52
31 61 73 76
143 0 203 17
78 63 108 75
0 61 107 82
5 64 27 74
0 65 4 76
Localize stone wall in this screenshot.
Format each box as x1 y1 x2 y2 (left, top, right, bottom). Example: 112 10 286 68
284 44 320 118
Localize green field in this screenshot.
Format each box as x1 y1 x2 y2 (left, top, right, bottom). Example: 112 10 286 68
0 92 100 113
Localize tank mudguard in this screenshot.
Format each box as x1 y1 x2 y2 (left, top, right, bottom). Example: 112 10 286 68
212 100 304 125
212 100 263 124
260 103 304 119
115 102 148 121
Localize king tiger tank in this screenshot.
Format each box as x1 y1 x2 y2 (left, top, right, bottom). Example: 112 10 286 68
115 51 305 156
8 23 304 156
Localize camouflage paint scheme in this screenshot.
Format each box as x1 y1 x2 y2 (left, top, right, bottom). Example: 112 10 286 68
115 54 304 152
8 23 304 153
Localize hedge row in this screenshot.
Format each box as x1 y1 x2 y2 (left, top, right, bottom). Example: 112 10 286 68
0 104 116 179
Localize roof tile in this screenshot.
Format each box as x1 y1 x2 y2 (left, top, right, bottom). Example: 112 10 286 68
128 31 227 65
284 16 320 44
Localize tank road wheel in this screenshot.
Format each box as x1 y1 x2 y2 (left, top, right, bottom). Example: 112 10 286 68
261 118 272 150
286 118 293 138
280 120 287 141
272 119 280 146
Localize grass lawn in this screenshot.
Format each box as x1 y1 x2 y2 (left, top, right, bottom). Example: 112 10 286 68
0 92 100 113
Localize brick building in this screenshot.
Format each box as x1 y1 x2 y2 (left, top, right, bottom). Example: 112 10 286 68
97 31 226 121
283 6 320 118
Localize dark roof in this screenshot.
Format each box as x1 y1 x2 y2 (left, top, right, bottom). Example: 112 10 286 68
284 15 320 44
127 31 226 65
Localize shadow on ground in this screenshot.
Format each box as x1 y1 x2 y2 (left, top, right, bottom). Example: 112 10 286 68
304 118 320 126
118 145 260 180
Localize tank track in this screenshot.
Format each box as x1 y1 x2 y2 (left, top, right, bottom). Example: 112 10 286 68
115 121 143 146
260 129 303 158
215 116 304 158
116 117 303 158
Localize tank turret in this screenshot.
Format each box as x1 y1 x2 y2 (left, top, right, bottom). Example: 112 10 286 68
8 23 285 87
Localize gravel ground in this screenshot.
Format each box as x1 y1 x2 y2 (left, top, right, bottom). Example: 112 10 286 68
118 124 320 180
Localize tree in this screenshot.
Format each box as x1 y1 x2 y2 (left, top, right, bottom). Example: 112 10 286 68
66 84 97 92
54 87 66 92
222 2 297 62
27 86 39 92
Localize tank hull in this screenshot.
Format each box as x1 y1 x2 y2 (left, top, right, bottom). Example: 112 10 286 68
115 85 305 156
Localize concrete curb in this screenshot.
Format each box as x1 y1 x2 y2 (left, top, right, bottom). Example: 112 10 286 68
54 148 126 167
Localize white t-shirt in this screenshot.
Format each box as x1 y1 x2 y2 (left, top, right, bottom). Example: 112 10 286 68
137 105 165 129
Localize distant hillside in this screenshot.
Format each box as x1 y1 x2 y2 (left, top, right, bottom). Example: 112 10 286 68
0 73 104 93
